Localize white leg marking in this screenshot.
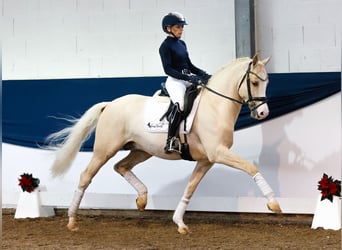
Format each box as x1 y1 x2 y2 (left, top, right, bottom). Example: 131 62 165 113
68 188 85 217
123 171 147 195
253 172 274 201
173 196 189 227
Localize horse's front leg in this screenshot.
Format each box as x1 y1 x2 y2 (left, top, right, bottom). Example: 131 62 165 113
114 150 152 211
173 160 213 234
211 145 282 213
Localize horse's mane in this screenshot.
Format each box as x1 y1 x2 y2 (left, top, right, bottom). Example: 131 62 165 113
210 57 250 81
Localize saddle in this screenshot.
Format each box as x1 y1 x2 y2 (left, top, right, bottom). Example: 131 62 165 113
159 82 201 161
159 82 200 122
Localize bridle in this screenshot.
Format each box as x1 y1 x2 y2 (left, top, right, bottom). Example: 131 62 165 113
200 61 268 111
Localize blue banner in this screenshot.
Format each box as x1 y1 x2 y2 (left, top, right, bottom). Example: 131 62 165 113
3 72 340 151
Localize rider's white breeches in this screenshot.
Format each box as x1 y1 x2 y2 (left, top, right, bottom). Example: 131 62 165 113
165 76 192 111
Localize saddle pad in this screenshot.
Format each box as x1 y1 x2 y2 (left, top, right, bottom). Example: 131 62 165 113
144 91 202 134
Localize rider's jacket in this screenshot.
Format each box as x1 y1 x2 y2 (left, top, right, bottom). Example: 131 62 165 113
159 36 204 81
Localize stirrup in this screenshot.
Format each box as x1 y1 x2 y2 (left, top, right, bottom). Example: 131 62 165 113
165 137 182 154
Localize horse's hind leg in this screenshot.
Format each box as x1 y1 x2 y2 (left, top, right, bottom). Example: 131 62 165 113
67 152 113 231
114 150 152 211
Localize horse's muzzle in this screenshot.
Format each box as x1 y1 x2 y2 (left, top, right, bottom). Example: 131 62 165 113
250 103 269 120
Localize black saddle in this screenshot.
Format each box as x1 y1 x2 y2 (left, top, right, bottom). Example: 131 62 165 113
159 83 201 121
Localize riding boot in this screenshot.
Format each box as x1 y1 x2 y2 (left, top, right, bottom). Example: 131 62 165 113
164 103 183 154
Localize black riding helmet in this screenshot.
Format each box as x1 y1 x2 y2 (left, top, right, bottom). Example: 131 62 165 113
162 12 188 33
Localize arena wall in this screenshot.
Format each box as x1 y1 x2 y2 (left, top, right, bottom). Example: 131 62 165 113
255 0 341 73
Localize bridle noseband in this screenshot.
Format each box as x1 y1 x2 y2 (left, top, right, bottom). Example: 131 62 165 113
200 61 268 111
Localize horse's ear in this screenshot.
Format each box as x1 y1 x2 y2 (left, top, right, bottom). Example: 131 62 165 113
261 56 271 66
252 53 259 66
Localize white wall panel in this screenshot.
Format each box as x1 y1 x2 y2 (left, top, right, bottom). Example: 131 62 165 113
289 48 321 72
103 0 129 11
288 0 320 25
156 0 185 12
304 24 336 48
3 0 339 76
2 0 235 79
272 25 303 49
320 47 341 71
264 49 290 73
130 0 157 10
255 0 342 73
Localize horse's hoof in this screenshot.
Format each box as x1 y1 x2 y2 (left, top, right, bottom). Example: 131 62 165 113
177 225 190 234
136 194 147 212
67 223 79 232
67 217 79 231
267 201 282 213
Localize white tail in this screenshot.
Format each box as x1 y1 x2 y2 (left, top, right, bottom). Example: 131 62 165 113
47 102 109 177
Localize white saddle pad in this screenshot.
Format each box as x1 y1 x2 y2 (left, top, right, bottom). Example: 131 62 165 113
144 90 201 134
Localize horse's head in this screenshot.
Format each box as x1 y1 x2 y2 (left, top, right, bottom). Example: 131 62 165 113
237 54 270 120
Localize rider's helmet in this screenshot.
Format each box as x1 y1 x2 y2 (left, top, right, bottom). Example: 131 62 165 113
162 12 188 33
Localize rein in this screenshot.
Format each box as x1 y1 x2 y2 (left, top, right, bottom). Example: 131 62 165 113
200 62 268 111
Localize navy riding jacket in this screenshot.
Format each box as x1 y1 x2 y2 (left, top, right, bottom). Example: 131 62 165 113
159 36 204 81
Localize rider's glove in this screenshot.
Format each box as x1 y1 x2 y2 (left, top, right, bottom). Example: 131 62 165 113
188 75 202 86
200 72 211 85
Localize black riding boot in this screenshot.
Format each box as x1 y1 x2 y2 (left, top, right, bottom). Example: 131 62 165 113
164 103 183 154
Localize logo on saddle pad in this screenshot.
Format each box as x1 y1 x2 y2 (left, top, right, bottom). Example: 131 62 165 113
144 91 201 134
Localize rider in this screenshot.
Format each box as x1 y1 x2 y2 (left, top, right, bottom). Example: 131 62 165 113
159 12 211 154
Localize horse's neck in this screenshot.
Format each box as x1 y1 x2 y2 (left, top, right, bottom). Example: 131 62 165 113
201 60 248 125
211 60 248 96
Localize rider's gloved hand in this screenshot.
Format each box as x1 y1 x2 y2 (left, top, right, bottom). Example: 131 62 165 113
199 72 211 85
188 75 202 86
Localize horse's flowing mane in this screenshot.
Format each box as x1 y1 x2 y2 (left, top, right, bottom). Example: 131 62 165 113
209 57 250 84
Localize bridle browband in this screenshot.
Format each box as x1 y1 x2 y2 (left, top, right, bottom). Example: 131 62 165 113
200 61 268 111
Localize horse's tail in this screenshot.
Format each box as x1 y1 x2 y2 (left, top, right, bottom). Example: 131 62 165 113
46 102 109 177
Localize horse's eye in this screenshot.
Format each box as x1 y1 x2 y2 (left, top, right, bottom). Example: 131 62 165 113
252 81 258 87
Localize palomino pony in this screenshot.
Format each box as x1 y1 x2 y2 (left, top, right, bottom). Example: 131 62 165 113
47 54 281 234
